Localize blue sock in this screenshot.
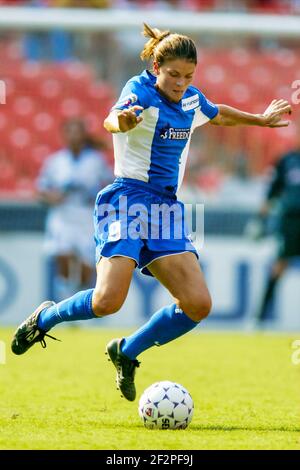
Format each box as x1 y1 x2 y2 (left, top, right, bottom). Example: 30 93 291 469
121 304 199 360
37 289 96 331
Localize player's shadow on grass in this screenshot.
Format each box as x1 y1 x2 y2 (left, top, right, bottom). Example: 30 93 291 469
191 424 300 432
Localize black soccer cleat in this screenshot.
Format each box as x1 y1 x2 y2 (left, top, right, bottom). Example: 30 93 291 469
105 338 140 402
11 300 60 355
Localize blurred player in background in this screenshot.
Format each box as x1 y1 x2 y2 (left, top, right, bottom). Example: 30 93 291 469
12 23 291 402
255 120 300 326
37 118 113 301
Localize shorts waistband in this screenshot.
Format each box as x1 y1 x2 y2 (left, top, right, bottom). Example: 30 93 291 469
114 177 177 199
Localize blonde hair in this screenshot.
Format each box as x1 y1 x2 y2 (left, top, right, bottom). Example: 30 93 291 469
140 23 197 65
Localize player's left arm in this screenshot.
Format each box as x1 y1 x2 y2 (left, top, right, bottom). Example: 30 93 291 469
210 99 292 127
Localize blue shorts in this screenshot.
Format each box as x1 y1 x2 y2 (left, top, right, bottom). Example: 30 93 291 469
93 178 198 277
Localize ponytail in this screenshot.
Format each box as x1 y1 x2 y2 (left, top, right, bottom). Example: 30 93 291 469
140 23 170 61
140 23 197 66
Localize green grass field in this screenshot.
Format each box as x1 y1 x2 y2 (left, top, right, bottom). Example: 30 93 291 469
0 327 299 450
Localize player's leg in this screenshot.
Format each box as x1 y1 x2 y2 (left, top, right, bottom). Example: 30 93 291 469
115 252 212 362
80 261 94 288
45 211 73 300
256 257 288 323
39 255 135 326
56 253 71 278
74 208 97 292
11 256 135 355
148 251 211 321
53 253 77 301
256 213 295 324
92 256 135 316
92 258 141 402
53 255 94 302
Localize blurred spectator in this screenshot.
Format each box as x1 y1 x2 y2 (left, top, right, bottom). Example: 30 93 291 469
24 31 73 62
53 0 110 7
37 118 113 301
23 0 110 62
23 1 73 62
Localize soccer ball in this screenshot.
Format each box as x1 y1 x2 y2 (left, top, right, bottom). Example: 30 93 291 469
138 381 194 430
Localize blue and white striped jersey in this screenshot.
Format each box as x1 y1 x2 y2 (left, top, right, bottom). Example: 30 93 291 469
37 147 113 207
112 69 218 193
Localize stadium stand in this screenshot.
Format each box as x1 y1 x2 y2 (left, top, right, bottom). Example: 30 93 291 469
196 46 300 175
0 34 299 198
0 38 114 197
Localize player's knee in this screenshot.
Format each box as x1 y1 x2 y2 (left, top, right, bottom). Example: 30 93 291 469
198 295 212 319
181 293 212 322
92 291 123 317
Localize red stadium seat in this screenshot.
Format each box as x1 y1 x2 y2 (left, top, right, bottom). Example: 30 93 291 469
0 113 8 132
38 78 63 100
10 127 32 149
33 112 55 133
12 96 36 118
60 97 82 118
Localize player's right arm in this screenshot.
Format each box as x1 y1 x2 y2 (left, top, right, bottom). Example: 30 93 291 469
104 106 144 133
103 78 149 133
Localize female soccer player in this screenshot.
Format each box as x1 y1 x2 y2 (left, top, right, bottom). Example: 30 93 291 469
12 24 292 402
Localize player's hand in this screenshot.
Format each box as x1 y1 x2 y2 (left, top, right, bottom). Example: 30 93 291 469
261 99 292 128
118 106 144 132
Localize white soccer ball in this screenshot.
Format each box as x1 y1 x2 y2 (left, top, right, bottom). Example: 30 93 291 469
138 381 194 430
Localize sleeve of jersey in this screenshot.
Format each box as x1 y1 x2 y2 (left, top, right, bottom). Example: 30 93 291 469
194 91 219 128
111 79 149 111
36 159 54 191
